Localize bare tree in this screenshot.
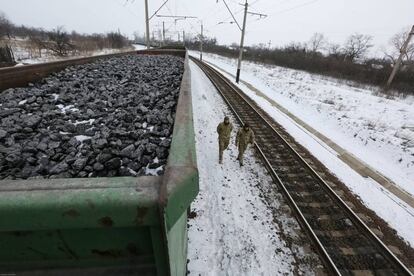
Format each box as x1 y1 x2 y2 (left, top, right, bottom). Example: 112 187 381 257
285 41 306 53
307 32 326 53
45 26 74 56
385 27 414 66
327 43 341 54
0 11 12 39
28 30 48 58
327 43 345 60
343 33 373 61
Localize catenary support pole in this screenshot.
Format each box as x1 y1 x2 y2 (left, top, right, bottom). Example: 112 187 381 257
162 21 165 46
183 31 185 46
386 25 414 88
200 22 203 61
145 0 150 49
236 0 248 83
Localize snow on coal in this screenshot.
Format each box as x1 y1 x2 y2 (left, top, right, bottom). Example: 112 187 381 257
0 54 184 179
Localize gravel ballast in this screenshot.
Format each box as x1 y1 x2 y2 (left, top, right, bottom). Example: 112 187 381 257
0 54 184 179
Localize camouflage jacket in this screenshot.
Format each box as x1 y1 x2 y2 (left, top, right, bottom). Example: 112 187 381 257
236 128 255 148
217 122 233 140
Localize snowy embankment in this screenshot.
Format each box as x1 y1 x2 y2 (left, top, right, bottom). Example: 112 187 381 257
7 38 141 65
188 60 318 275
190 51 414 247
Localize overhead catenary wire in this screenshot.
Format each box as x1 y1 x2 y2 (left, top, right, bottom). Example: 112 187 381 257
149 0 169 20
268 0 320 16
245 0 321 33
222 0 242 31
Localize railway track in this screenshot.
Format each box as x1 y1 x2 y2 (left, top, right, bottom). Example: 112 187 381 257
190 56 413 276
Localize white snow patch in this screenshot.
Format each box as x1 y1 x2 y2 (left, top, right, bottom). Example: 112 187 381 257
133 44 147 50
73 119 95 125
194 51 414 194
193 52 414 247
75 135 91 142
127 167 138 176
56 104 79 113
145 164 163 176
187 60 303 275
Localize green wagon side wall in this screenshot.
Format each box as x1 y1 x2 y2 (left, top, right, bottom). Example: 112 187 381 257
0 49 198 275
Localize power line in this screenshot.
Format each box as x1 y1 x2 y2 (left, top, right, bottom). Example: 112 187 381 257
222 0 242 31
149 0 169 20
268 0 320 16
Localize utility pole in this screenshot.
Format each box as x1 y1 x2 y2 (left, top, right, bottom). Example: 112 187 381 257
156 14 198 48
144 0 150 49
162 21 166 46
183 30 185 46
386 25 414 88
220 0 266 83
200 22 203 61
236 0 248 83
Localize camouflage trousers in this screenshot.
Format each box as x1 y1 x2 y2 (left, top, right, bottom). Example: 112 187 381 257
218 138 230 163
237 145 247 165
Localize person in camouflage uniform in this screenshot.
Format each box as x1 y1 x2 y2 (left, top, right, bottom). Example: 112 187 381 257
236 123 255 166
217 116 233 164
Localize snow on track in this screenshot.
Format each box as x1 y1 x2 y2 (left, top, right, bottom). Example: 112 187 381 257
194 52 414 195
192 52 414 247
187 60 314 275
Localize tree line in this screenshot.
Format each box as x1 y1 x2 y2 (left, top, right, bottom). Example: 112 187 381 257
186 30 414 95
0 11 131 65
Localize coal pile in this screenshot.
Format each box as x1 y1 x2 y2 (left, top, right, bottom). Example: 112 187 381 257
0 54 184 179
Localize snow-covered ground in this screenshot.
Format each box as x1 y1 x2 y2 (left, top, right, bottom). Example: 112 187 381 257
188 60 319 275
12 47 135 65
133 44 147 50
190 51 414 247
3 38 138 65
194 52 414 195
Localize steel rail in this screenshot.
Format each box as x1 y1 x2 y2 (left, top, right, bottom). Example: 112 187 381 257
190 56 413 276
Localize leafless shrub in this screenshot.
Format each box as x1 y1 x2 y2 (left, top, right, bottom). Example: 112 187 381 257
343 33 373 61
385 26 414 66
0 11 12 39
307 32 326 53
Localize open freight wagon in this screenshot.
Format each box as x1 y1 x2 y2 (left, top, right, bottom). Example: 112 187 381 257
0 49 198 275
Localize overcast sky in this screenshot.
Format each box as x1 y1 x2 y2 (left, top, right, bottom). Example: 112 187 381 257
1 0 413 56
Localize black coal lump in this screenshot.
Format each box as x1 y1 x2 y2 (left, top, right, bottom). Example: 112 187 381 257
0 54 184 180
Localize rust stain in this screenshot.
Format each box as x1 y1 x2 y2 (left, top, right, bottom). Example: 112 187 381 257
10 231 33 237
134 207 148 225
91 249 123 258
98 216 114 227
126 243 140 256
57 230 79 260
86 198 95 209
27 247 48 259
62 209 80 218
